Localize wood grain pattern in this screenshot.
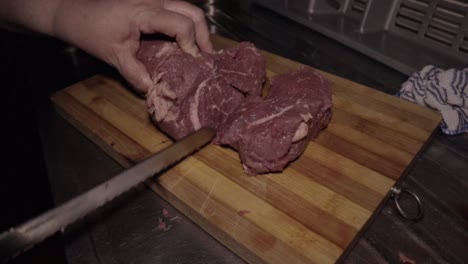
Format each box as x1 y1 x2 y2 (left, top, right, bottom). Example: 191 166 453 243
51 35 441 263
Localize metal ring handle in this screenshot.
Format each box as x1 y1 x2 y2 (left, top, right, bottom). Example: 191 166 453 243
390 187 424 221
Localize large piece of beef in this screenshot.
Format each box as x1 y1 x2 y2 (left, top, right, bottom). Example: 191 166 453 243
138 39 332 176
138 40 252 140
214 67 333 175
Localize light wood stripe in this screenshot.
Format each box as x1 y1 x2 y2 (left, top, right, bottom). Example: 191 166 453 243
51 91 150 165
196 145 359 249
66 84 171 153
160 158 343 263
326 75 441 123
330 108 424 154
332 96 430 140
303 143 394 195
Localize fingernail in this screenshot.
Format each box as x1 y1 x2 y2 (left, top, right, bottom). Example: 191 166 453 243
143 75 153 86
191 47 200 57
184 43 200 57
138 76 153 94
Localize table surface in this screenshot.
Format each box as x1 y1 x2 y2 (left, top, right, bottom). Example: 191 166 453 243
2 1 467 263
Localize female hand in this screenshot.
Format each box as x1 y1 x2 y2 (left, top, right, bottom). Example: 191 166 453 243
52 0 213 93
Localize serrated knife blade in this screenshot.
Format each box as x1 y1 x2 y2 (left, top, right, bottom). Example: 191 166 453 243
0 127 215 262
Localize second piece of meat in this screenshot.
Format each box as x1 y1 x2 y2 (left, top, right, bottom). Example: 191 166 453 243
214 67 333 175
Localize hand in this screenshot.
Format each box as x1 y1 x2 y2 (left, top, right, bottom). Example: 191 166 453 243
53 0 214 93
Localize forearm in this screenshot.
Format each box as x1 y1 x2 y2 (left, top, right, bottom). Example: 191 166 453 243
0 0 63 36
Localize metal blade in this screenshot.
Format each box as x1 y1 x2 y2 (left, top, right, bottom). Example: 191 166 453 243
0 127 215 262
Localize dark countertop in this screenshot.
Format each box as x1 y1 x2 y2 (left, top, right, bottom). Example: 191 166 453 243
2 1 467 263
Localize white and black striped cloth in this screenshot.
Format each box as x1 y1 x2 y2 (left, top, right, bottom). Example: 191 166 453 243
399 65 468 135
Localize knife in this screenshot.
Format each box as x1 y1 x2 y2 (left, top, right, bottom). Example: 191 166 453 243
0 127 215 262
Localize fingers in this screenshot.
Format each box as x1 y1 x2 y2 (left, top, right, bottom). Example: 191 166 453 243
164 1 213 53
115 50 154 94
117 2 213 94
139 9 199 56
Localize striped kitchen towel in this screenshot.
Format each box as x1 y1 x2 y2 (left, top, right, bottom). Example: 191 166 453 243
399 65 468 135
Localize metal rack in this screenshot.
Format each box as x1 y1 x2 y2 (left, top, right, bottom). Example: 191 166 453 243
254 0 468 75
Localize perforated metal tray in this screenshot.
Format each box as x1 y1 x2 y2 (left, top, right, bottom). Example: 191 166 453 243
254 0 468 75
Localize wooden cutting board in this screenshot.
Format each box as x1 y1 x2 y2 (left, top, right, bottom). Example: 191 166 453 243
51 35 441 263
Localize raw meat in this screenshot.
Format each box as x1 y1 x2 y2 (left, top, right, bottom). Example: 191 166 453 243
139 40 248 140
214 67 333 175
138 39 332 175
217 42 266 96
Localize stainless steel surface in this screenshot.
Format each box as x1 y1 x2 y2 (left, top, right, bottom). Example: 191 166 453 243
0 128 214 262
253 0 468 75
